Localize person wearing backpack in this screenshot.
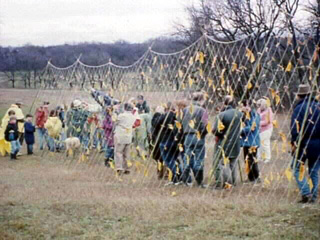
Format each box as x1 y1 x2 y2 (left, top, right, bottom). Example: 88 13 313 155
5 116 20 160
24 114 36 155
45 110 62 152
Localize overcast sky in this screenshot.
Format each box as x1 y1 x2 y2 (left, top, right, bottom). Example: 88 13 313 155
0 0 193 46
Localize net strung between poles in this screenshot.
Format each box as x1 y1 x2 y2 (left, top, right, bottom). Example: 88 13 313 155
29 34 320 202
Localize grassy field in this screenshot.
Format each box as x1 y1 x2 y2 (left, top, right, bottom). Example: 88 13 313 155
0 89 319 239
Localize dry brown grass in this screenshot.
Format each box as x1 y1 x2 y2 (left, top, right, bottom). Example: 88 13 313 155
0 89 319 239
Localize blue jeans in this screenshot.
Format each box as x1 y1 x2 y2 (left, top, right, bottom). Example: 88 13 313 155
80 134 90 151
37 128 47 150
105 146 114 160
292 158 320 201
27 144 33 154
182 134 205 184
160 141 180 183
10 140 21 154
47 136 56 152
93 128 104 148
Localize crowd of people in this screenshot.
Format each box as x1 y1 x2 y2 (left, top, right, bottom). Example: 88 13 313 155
0 84 319 204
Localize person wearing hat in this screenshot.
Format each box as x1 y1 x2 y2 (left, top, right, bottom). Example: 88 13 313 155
35 102 49 150
114 103 140 174
4 116 20 160
290 84 320 204
179 92 208 187
136 95 150 114
66 100 90 140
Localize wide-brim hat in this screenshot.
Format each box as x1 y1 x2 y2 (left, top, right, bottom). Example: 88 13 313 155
73 99 82 108
296 84 312 95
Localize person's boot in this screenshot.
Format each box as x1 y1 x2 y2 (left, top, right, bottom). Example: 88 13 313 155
104 158 110 167
10 153 15 160
195 169 204 186
298 194 311 204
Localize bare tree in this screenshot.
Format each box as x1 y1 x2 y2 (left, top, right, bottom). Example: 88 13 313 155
175 0 287 41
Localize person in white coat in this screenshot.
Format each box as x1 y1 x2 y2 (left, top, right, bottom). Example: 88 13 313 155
114 103 139 174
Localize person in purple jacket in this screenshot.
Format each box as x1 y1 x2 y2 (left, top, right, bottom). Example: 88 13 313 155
102 105 114 167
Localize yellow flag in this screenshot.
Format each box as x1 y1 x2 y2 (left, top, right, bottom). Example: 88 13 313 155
189 120 195 129
269 88 276 99
196 131 201 140
171 191 177 197
175 121 182 130
217 119 225 132
308 178 313 189
224 183 232 189
231 62 237 72
246 48 255 63
178 144 184 152
285 61 293 72
208 78 213 87
127 160 133 167
285 168 292 182
168 124 174 130
110 161 115 169
157 162 163 171
247 81 253 90
264 177 271 186
178 69 184 78
168 169 173 181
299 163 305 181
199 51 205 64
144 167 149 177
275 94 280 106
206 122 212 134
251 121 257 131
272 120 279 128
68 148 73 156
279 132 287 143
220 69 226 86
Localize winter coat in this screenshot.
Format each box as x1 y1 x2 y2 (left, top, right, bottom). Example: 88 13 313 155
45 117 62 138
35 107 49 128
151 112 164 161
257 107 273 133
136 101 150 114
156 111 182 157
181 102 208 138
133 113 152 151
24 122 36 144
66 108 90 138
5 123 19 142
114 111 138 144
102 114 114 147
3 104 25 133
241 109 261 148
291 97 320 163
214 106 243 158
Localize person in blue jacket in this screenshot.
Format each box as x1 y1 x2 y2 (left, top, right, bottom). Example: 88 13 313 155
24 114 36 155
290 84 320 204
241 100 261 183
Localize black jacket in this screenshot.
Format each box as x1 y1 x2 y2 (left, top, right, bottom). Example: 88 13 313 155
5 123 19 142
136 101 150 114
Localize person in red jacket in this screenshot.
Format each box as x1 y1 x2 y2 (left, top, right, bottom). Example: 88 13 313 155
35 102 49 150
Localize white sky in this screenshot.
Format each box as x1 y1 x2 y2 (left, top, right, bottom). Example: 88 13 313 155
0 0 194 46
